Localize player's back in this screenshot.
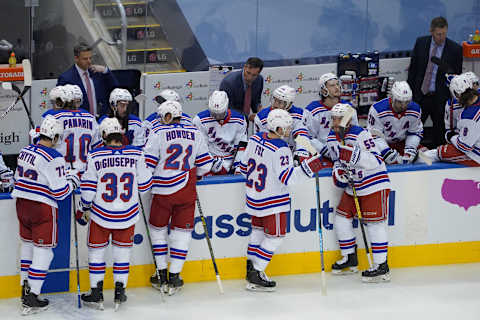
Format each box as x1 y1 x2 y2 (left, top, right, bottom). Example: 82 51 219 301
12 144 71 208
43 109 98 172
455 103 480 162
82 145 151 229
145 112 193 139
242 132 292 217
144 123 212 195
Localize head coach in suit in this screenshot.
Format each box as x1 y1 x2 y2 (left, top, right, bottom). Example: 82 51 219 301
219 57 264 122
57 42 119 118
407 16 463 148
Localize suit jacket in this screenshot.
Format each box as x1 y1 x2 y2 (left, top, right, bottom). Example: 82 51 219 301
219 70 264 115
57 65 118 116
407 36 463 103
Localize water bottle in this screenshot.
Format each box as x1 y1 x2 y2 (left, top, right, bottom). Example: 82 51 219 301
8 52 16 68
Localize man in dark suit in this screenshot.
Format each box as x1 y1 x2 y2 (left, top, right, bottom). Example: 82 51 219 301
407 16 463 148
57 43 118 118
220 57 264 122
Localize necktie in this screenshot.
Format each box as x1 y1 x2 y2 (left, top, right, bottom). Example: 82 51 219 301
243 85 252 117
83 71 95 115
421 43 440 95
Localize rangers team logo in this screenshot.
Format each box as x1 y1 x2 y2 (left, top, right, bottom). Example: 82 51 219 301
265 75 272 84
153 81 161 89
185 80 193 88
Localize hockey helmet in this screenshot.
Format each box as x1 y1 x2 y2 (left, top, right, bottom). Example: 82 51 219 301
109 88 132 107
450 74 472 99
267 108 293 137
208 90 229 120
154 89 181 105
391 81 412 113
271 85 296 110
157 100 182 124
318 72 339 97
99 117 123 138
40 115 64 142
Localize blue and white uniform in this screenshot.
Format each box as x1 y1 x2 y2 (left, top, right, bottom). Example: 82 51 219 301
444 97 463 135
97 114 145 147
144 111 192 139
450 102 480 164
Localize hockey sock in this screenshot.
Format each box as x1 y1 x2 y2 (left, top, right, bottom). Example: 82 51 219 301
88 247 106 288
366 220 388 265
169 228 191 274
20 241 33 285
334 214 357 256
150 225 168 270
113 246 131 287
252 236 283 272
247 226 265 262
28 246 53 295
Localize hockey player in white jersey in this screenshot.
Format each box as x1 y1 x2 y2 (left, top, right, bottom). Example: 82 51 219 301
78 117 152 310
327 104 392 282
367 81 423 164
144 89 193 139
12 116 79 315
97 88 145 147
143 100 213 295
304 72 358 166
422 86 480 166
240 109 323 291
40 85 100 173
0 151 14 192
254 85 313 164
445 74 473 143
193 90 247 175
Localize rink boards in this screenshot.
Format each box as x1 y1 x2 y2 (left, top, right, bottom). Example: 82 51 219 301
1 163 480 298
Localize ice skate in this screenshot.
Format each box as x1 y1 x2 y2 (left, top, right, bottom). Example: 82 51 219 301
21 280 28 304
21 290 49 316
332 246 358 275
81 281 104 310
167 272 184 296
114 282 127 311
245 259 253 280
246 269 276 292
362 261 391 283
150 269 168 293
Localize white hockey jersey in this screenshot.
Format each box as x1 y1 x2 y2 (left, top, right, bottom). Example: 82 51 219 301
193 109 247 171
12 144 73 208
326 125 391 197
367 98 423 156
239 132 311 217
444 97 463 134
97 114 146 147
42 108 100 172
450 102 480 164
80 145 153 229
144 111 193 139
304 99 358 156
143 123 213 195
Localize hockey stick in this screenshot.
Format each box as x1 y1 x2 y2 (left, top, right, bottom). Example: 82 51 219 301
314 173 327 295
11 83 34 128
69 161 82 309
196 191 224 294
339 109 373 269
138 193 165 301
228 141 248 174
0 59 32 121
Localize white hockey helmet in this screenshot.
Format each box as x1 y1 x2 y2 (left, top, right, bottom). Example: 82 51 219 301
272 85 296 110
331 103 355 128
449 74 472 98
50 86 74 104
267 108 293 137
109 88 132 107
154 89 181 105
39 115 63 141
208 90 229 119
99 117 123 138
391 81 412 102
463 71 479 85
318 72 339 97
65 84 83 104
157 100 182 123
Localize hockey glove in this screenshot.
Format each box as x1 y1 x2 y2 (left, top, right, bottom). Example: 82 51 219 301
402 147 417 164
66 169 80 190
383 148 401 165
75 209 90 226
301 154 323 177
332 163 349 188
338 144 360 167
293 150 310 166
211 156 224 173
0 169 14 193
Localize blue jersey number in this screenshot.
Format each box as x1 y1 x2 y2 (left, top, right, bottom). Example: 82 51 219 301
246 158 267 192
164 144 193 171
101 172 134 203
65 133 92 163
